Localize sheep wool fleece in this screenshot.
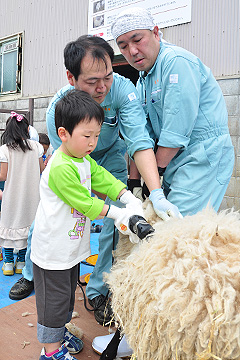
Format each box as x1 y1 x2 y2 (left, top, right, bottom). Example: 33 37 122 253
106 201 240 360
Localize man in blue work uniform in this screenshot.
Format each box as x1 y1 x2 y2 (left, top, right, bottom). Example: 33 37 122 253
111 7 234 217
91 9 235 357
48 36 183 323
46 35 182 324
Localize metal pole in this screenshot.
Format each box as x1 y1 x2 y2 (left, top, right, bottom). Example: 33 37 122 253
29 98 34 126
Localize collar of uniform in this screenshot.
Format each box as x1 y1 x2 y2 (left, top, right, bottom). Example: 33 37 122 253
100 91 112 107
99 77 114 107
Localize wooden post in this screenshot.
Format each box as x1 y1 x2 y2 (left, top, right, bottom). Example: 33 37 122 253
29 98 34 126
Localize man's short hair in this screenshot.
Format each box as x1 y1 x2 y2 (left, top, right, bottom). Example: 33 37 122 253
64 35 114 80
55 89 104 136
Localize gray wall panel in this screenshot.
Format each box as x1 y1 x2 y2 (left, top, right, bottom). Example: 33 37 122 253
0 0 88 98
0 0 239 98
162 0 240 78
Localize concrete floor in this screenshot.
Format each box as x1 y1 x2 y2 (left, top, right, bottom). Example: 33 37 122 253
0 281 112 360
0 219 119 359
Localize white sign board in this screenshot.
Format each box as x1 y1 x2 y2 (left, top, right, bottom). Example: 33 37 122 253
88 0 192 40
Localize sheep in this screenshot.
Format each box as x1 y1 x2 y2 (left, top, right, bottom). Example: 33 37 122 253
105 202 240 360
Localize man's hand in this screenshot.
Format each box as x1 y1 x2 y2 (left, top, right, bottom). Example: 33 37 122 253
127 179 143 202
149 188 183 221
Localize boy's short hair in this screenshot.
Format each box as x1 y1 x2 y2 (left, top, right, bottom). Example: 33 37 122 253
55 89 104 136
38 133 50 146
64 35 114 80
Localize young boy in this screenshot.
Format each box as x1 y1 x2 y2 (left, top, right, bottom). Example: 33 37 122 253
38 133 53 166
31 89 143 360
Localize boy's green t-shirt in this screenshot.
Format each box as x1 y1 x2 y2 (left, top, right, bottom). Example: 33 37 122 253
30 150 126 270
48 150 126 220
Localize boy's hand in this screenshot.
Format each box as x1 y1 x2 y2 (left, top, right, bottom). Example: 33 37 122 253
120 189 143 206
106 204 143 243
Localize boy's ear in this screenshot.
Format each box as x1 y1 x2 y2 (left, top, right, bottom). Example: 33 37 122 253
66 70 75 86
58 127 68 142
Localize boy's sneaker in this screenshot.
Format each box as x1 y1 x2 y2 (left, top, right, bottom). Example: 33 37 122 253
2 262 14 276
61 328 84 354
15 260 25 274
39 344 78 359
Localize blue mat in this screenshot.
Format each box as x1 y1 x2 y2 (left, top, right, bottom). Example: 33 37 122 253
0 253 23 309
0 219 102 309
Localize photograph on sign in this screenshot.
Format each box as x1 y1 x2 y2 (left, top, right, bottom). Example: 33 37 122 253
88 0 192 40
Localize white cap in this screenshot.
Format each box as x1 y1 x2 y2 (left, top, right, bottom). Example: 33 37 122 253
111 7 155 41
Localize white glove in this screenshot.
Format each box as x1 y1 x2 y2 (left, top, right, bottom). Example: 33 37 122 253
149 188 183 221
129 233 141 244
106 204 143 243
120 191 144 220
120 190 143 205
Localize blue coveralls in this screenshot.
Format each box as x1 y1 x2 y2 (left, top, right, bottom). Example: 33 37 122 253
137 41 234 216
46 74 154 299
